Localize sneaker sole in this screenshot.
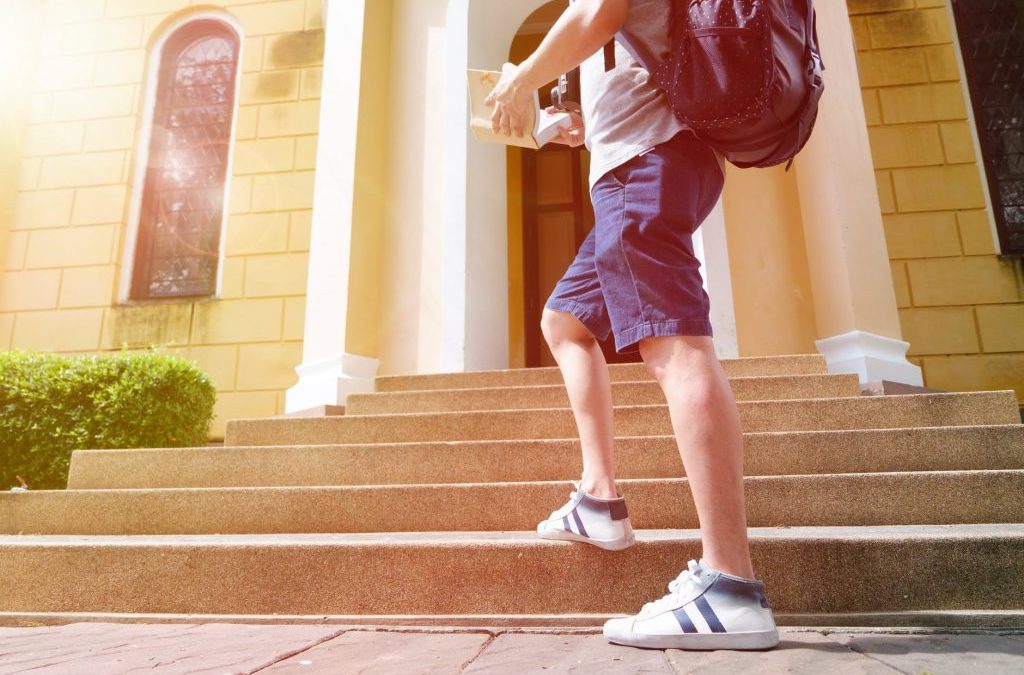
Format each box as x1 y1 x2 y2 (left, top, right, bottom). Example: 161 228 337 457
537 527 636 551
604 626 780 650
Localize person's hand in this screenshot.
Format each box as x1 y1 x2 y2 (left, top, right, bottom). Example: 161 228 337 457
484 62 535 138
547 106 585 147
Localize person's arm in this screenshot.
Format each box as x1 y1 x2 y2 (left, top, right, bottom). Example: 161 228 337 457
485 0 627 137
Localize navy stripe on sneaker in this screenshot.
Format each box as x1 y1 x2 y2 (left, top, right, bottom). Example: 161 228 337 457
694 595 726 633
563 515 572 533
571 508 589 537
671 607 698 633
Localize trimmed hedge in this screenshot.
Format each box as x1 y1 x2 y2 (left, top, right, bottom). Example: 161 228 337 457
1 349 216 490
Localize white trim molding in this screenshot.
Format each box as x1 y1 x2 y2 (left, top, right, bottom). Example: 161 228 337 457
119 10 244 303
285 352 379 413
692 196 739 359
815 329 923 386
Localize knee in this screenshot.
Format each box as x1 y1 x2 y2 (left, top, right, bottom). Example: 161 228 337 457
541 307 594 348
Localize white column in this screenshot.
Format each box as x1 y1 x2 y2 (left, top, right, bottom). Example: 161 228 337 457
285 0 379 413
693 197 739 359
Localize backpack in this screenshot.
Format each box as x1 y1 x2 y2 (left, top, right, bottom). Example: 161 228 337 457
608 0 825 170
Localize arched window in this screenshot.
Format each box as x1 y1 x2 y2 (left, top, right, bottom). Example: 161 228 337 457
131 18 239 299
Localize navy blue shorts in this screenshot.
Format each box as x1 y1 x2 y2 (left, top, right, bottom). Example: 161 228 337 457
544 130 725 356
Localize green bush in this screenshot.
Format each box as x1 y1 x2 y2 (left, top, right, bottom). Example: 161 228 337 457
0 348 216 490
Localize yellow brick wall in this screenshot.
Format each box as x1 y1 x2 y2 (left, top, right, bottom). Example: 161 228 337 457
850 0 1024 403
0 0 325 437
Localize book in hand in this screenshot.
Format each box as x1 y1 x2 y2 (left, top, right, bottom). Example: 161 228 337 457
467 69 573 149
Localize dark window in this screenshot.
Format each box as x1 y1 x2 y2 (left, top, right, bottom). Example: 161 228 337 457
131 19 239 299
953 0 1024 255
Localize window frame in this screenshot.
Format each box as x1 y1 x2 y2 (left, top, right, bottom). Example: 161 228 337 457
119 11 245 304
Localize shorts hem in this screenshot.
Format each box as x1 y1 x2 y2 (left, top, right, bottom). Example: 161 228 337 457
615 318 713 354
544 297 611 342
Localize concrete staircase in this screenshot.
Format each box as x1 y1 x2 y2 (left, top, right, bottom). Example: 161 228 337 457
2 354 1023 628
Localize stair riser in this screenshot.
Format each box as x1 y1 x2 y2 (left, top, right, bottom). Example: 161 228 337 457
8 473 1023 535
67 426 1024 489
225 392 1023 446
346 375 862 415
1 536 1019 615
374 355 828 392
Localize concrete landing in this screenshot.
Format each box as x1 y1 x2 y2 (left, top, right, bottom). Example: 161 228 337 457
0 622 1021 674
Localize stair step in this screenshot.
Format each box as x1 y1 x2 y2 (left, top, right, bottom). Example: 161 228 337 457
225 391 1022 446
7 472 1023 535
346 374 862 415
375 354 828 392
1 525 1020 618
66 426 1024 489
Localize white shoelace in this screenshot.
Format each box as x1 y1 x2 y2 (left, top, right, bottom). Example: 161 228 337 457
637 559 705 618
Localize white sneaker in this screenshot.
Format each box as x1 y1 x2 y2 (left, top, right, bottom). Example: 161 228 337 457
536 479 635 551
604 558 780 650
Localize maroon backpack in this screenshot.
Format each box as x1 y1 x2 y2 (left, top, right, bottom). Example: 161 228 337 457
610 0 825 170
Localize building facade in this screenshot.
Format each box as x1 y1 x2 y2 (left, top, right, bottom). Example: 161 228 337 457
0 0 1020 438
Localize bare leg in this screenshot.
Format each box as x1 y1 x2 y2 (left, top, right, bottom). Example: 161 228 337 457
540 307 618 499
638 334 755 580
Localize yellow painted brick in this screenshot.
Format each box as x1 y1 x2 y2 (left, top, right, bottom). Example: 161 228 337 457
44 0 104 23
300 67 322 99
229 176 252 214
4 232 29 271
890 261 911 308
920 354 1024 404
12 190 74 230
12 307 104 352
868 8 952 49
264 29 324 68
976 305 1024 353
25 225 116 268
24 121 84 157
233 137 295 175
94 49 146 86
292 136 317 171
957 210 997 256
33 54 96 92
883 211 960 258
49 86 135 123
18 159 42 191
856 48 929 87
210 391 279 438
289 210 312 251
233 1 305 36
104 0 184 19
29 92 52 122
54 17 144 55
0 313 13 350
878 82 967 124
862 88 882 126
192 297 283 344
924 44 960 82
875 171 896 214
185 344 239 392
71 185 128 225
39 151 124 189
235 106 259 141
283 296 305 340
0 270 62 311
100 303 192 349
242 37 264 73
850 16 871 51
219 257 246 299
899 306 979 355
892 164 986 212
907 257 1023 306
257 99 322 137
939 121 976 164
225 212 290 255
59 265 116 308
251 171 315 212
243 253 309 297
84 117 137 152
916 0 946 7
239 71 300 105
236 341 303 390
868 124 944 168
848 0 914 13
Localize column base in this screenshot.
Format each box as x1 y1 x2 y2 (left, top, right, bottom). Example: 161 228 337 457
284 352 379 414
815 329 923 386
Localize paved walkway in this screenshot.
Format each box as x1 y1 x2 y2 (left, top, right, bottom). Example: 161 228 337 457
0 623 1022 674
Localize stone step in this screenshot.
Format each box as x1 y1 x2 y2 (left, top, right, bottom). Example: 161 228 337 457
225 391 1022 446
1 525 1020 620
346 374 863 415
6 472 1023 535
374 354 829 392
66 426 1024 490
